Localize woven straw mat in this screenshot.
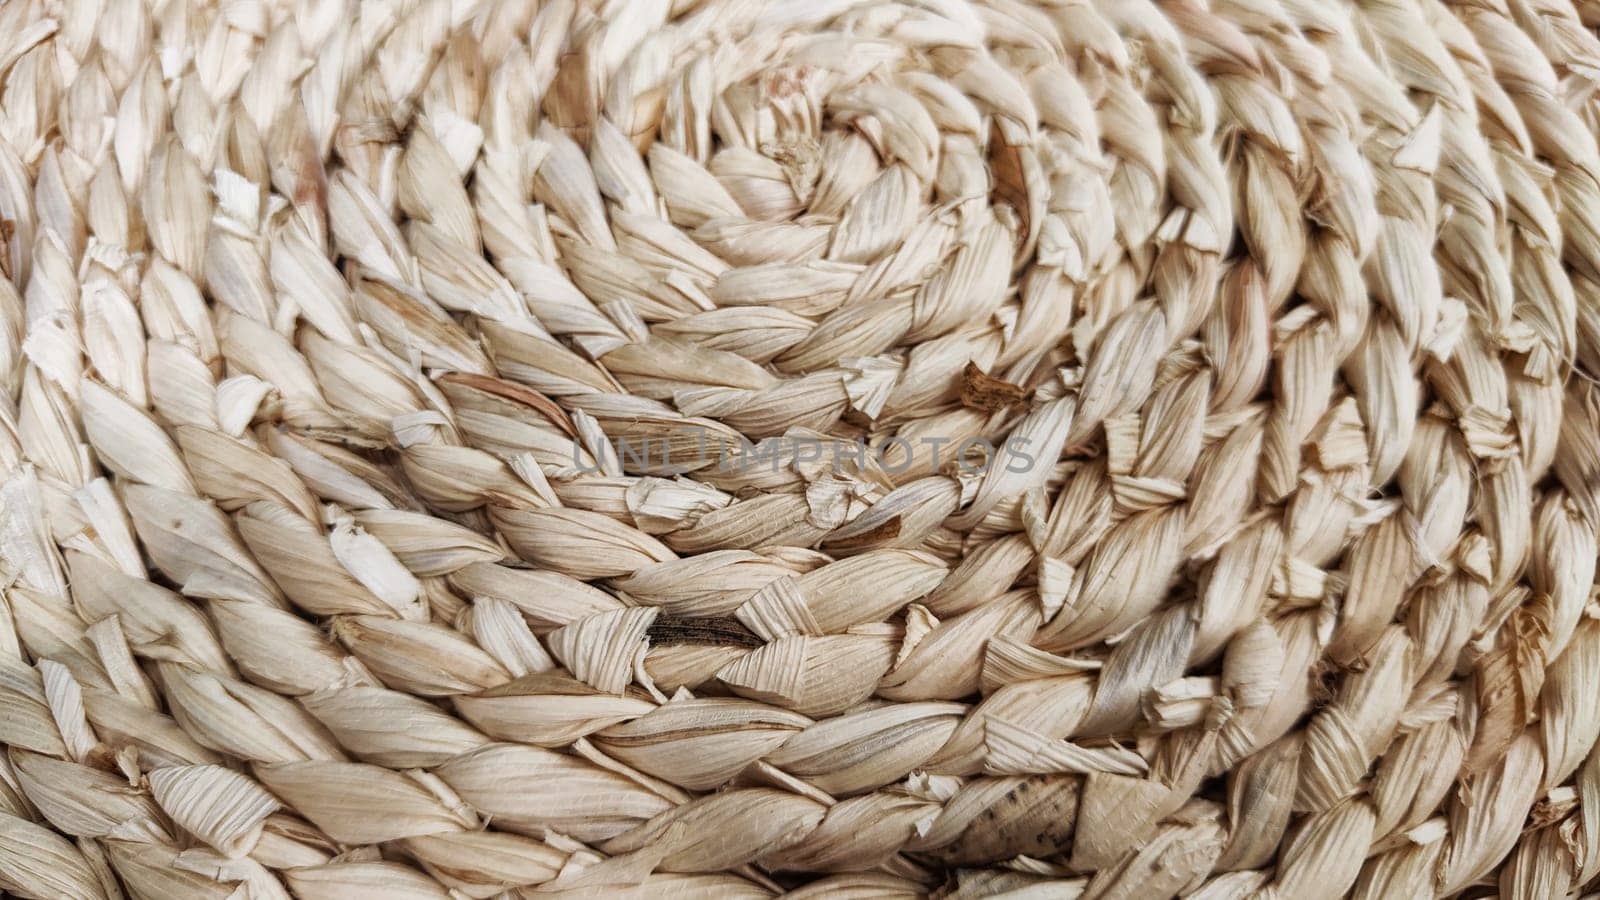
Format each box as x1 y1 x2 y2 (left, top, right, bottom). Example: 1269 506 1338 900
2 0 1600 897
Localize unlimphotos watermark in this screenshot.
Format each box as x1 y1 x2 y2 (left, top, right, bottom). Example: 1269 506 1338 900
573 427 1039 476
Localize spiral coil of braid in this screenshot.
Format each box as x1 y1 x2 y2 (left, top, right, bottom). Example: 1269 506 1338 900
0 0 1596 896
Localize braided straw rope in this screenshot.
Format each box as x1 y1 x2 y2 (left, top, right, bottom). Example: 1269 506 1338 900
0 0 1597 896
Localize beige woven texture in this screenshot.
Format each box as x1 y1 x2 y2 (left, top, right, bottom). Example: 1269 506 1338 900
0 0 1599 896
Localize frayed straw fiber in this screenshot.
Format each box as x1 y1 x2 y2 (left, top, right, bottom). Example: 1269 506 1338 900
2 0 1600 896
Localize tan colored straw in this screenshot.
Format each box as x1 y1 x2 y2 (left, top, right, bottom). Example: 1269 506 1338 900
0 0 1597 896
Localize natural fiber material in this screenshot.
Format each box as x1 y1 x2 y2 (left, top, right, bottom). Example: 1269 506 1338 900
0 0 1597 896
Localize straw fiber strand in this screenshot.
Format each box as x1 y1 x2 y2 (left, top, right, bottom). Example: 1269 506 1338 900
0 0 1595 896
